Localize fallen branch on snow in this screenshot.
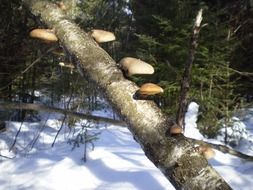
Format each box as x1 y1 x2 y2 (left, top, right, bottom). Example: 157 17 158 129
0 102 126 126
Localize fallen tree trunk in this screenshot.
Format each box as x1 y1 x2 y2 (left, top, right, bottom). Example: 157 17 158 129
0 102 126 126
22 0 232 189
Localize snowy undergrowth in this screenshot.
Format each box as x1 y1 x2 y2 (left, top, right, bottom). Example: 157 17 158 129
0 112 173 190
184 102 253 190
0 103 253 189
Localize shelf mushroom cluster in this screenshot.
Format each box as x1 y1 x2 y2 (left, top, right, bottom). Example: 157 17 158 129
29 25 192 139
117 56 187 137
29 28 116 44
29 27 116 74
118 57 163 97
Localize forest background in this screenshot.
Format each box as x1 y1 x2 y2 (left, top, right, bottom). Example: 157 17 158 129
0 0 253 141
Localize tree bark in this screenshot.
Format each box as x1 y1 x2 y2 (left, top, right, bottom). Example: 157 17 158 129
176 9 202 129
22 1 232 189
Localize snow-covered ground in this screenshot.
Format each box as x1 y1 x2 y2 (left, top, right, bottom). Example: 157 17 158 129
184 102 253 190
0 102 253 190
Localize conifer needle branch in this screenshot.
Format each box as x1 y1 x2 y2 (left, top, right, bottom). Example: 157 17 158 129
219 64 253 77
176 9 203 128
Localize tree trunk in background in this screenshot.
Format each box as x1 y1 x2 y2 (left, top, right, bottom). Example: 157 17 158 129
176 9 202 129
0 102 125 126
22 1 232 189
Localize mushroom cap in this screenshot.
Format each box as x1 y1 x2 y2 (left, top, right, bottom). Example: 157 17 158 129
30 29 58 42
119 57 154 75
59 62 65 66
197 146 215 159
57 2 67 11
91 29 116 43
170 125 183 134
203 147 215 159
138 83 163 95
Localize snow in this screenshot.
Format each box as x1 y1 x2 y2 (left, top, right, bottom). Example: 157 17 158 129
184 102 253 190
184 102 204 140
0 102 253 190
0 118 174 190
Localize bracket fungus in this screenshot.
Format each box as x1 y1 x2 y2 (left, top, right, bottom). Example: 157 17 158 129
57 2 67 11
169 124 183 134
119 57 154 76
90 29 116 43
30 29 58 43
137 83 163 96
197 146 215 159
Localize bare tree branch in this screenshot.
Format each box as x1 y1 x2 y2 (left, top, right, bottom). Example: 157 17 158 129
0 102 126 126
0 47 55 92
176 9 203 129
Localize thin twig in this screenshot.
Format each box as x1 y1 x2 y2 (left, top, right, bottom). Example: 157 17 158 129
9 121 24 151
51 114 67 147
0 153 15 159
29 114 51 150
51 75 79 147
0 46 56 92
218 64 253 77
83 128 87 162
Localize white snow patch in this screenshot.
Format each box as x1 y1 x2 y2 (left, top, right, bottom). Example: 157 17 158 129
0 102 253 190
0 119 174 190
184 102 253 190
184 102 204 140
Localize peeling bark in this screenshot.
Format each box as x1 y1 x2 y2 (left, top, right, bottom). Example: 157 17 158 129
22 1 232 189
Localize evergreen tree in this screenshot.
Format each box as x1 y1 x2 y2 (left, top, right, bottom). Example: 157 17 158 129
130 0 252 137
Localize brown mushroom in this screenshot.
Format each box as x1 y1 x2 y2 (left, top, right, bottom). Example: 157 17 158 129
170 124 183 134
57 2 67 11
119 57 154 76
197 146 215 159
30 29 58 42
90 29 116 43
138 83 163 96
